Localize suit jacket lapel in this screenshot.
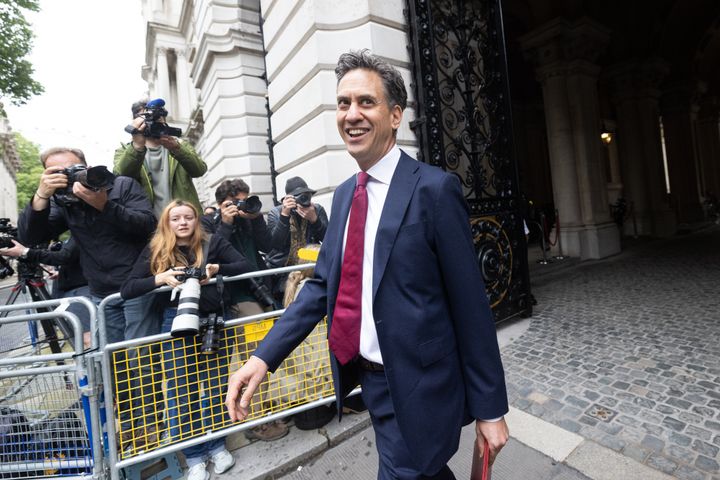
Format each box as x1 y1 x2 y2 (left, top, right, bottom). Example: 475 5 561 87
327 179 354 298
372 152 420 300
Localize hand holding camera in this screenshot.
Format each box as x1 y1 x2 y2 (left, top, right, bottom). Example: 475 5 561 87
221 196 263 224
37 166 69 201
155 267 186 288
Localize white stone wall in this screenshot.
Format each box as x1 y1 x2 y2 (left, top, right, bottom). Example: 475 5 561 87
141 0 418 213
260 0 417 215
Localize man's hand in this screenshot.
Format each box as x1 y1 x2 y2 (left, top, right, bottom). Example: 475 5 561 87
130 116 147 150
225 355 269 421
158 135 180 152
37 166 68 199
280 196 297 217
295 204 318 223
73 183 108 211
220 200 239 225
0 239 28 258
475 418 509 466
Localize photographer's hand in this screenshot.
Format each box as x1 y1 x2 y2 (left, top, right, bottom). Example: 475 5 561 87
33 166 67 210
158 135 180 152
155 268 184 288
130 116 147 150
296 204 318 223
280 196 296 217
200 263 219 285
73 183 108 211
220 201 238 225
0 239 28 258
236 210 260 220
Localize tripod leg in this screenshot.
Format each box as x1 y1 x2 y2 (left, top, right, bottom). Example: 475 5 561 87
1 284 25 318
26 281 66 357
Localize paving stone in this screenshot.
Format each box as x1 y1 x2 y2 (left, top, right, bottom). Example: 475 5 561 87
667 397 693 410
662 416 687 432
666 444 697 464
622 444 650 463
647 453 679 475
691 439 719 457
670 432 693 447
695 455 720 474
673 465 709 480
641 434 665 452
687 425 713 441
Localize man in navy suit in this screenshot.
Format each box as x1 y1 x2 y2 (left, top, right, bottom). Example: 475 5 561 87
226 49 509 479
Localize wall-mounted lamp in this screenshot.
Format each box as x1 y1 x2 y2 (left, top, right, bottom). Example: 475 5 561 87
601 132 613 145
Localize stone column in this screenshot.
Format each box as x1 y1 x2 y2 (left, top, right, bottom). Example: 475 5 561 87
606 60 676 236
660 83 705 224
696 98 720 201
174 50 195 121
520 18 621 259
155 47 171 105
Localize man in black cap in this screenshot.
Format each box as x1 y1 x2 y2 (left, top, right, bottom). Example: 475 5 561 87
266 176 328 271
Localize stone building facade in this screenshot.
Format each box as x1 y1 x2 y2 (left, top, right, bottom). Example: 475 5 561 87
0 105 20 222
138 0 720 262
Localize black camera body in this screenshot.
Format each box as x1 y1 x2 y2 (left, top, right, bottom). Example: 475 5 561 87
55 165 116 204
0 218 18 249
293 193 312 208
199 313 225 354
175 267 206 283
124 98 182 138
248 277 276 309
234 196 262 215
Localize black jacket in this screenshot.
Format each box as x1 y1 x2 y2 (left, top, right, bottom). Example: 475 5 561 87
200 213 271 270
120 234 251 314
26 237 86 292
265 203 328 268
18 176 156 297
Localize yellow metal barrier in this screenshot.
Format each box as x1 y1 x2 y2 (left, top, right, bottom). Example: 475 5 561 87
112 315 333 459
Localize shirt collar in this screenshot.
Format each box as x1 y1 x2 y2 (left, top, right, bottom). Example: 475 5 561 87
365 145 401 185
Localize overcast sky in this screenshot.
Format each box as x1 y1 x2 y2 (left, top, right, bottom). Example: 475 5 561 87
5 0 148 169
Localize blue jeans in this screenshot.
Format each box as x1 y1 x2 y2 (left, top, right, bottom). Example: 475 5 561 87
94 294 161 430
161 309 229 465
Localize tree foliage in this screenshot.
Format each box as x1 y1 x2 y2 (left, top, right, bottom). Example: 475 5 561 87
0 0 44 105
14 132 43 210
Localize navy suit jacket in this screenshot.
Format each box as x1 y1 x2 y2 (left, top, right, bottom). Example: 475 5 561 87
254 151 507 474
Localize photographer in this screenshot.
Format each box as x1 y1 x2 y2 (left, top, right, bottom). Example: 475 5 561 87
18 147 159 444
266 177 328 268
121 200 250 479
201 178 288 442
266 177 327 301
114 98 207 217
0 237 92 348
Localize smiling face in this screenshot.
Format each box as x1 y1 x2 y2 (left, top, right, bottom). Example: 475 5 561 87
168 205 197 244
336 68 403 171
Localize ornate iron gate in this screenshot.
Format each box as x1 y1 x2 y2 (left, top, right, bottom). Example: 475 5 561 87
407 0 532 322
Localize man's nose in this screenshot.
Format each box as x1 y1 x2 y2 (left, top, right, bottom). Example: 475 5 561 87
345 101 362 121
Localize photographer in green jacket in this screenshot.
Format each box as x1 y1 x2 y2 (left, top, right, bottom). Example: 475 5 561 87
114 98 207 217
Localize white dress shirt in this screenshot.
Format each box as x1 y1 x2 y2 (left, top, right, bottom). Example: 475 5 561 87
341 145 401 365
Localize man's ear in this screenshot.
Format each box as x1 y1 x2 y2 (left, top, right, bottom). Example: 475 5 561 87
391 105 403 131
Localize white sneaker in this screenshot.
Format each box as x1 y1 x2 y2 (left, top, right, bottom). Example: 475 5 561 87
211 449 235 474
186 462 209 480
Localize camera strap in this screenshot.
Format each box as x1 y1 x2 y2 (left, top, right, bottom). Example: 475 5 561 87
216 274 226 321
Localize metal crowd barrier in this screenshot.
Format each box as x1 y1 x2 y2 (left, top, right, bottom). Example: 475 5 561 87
0 298 102 480
97 265 345 480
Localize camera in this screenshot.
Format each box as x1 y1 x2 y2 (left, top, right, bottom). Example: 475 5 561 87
124 98 182 138
293 193 312 208
234 196 262 215
248 277 276 309
199 313 224 355
55 165 116 204
0 218 18 249
169 267 206 337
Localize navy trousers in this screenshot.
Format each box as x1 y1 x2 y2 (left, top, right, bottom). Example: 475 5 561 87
359 368 457 480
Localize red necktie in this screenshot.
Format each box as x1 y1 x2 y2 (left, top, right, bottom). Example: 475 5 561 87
329 172 370 365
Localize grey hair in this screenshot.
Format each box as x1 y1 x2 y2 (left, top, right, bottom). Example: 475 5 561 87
335 49 407 110
40 147 86 167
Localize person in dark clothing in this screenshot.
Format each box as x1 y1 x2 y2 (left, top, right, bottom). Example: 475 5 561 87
266 176 328 267
201 178 289 442
266 176 328 300
0 237 92 347
17 146 159 444
121 200 249 478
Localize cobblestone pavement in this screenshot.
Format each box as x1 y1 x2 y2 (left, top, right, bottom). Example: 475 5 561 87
502 226 720 480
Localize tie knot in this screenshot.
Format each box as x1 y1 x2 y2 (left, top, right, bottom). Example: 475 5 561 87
357 172 370 188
